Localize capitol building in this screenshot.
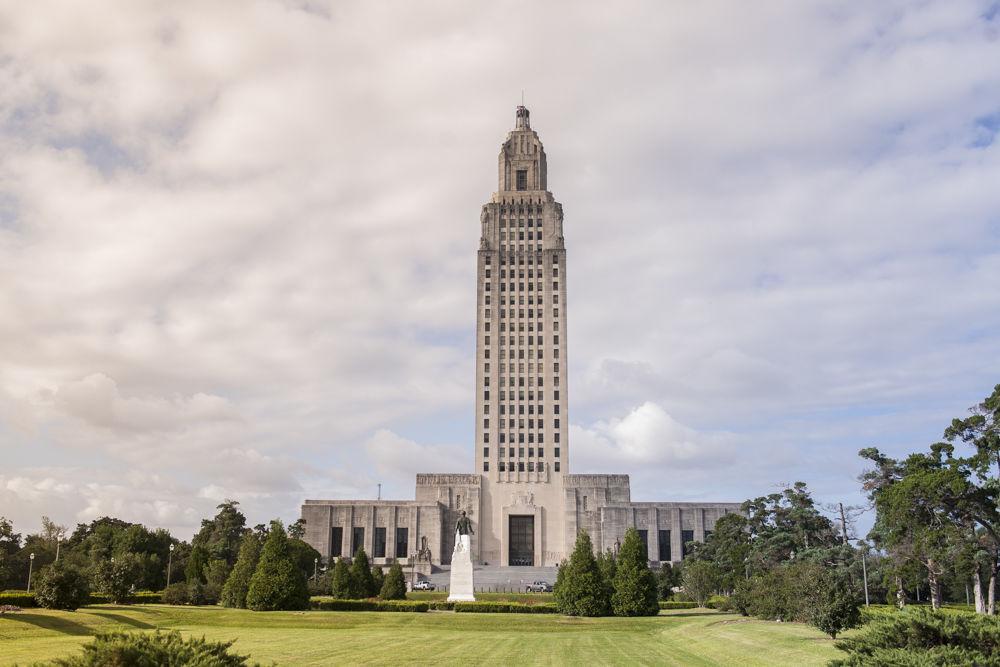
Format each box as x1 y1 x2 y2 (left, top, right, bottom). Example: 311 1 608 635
302 107 740 571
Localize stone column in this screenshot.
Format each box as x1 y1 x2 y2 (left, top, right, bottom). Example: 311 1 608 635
671 508 682 563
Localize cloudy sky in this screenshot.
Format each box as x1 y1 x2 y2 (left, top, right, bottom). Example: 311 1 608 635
2 1 999 540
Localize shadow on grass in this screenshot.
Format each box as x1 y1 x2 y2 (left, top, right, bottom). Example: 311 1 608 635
661 611 728 618
5 613 94 636
87 611 156 630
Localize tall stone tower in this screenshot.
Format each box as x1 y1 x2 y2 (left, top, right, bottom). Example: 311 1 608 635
474 106 569 565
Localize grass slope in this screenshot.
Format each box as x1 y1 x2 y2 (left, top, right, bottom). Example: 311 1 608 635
0 605 843 666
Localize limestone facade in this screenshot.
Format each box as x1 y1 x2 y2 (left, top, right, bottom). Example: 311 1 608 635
301 107 741 568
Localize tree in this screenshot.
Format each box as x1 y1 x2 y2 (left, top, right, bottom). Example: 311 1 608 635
371 565 385 596
288 518 306 540
656 562 682 600
554 531 611 617
221 534 261 609
330 558 355 599
203 559 230 601
192 500 247 569
686 512 751 593
380 560 407 600
35 561 90 610
682 560 720 608
810 577 861 639
93 554 142 603
245 520 309 611
595 549 617 603
185 543 210 584
611 528 659 616
349 548 376 598
287 538 322 580
0 517 21 589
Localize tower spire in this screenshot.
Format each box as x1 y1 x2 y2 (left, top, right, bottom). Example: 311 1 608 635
515 104 530 130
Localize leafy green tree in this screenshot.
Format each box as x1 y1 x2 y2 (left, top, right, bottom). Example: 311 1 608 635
554 530 610 617
185 543 210 584
380 560 407 600
245 520 309 611
656 562 681 600
203 559 230 601
371 565 385 596
192 500 247 569
93 554 142 603
0 516 21 589
611 528 659 616
349 547 376 598
595 549 617 603
221 534 261 609
330 558 355 598
35 561 90 610
685 512 752 592
288 518 306 540
681 560 720 608
810 577 861 639
287 538 322 580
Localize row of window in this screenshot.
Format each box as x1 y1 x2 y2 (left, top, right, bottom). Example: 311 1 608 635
482 432 561 444
484 282 560 293
480 381 560 401
486 310 562 325
486 335 560 346
483 318 559 334
495 203 543 215
488 403 560 415
482 418 561 429
329 526 408 560
485 461 561 472
484 349 559 361
499 231 544 241
484 446 560 458
485 267 557 279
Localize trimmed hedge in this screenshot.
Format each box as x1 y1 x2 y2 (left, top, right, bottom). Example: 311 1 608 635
311 599 429 612
659 601 697 609
0 592 37 608
453 601 558 614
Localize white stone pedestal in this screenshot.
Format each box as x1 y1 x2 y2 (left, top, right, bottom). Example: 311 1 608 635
447 532 476 601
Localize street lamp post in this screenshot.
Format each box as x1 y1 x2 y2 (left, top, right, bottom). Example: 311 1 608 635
409 553 416 591
314 558 319 581
27 553 36 593
167 544 175 587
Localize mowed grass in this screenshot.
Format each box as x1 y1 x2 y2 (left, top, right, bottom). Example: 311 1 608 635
0 604 845 666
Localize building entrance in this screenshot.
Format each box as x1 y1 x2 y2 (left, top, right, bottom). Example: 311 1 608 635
509 515 534 566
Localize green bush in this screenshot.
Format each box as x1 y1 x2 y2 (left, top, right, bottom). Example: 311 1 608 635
87 591 162 605
161 583 189 605
453 601 559 614
221 535 261 609
379 561 407 600
186 579 218 606
831 607 1000 666
330 558 355 599
811 578 861 639
681 560 720 608
47 630 252 666
246 520 309 611
371 565 385 596
349 548 376 598
35 562 91 611
0 591 36 607
310 599 428 612
554 530 611 617
427 600 454 611
611 528 659 617
92 556 142 604
705 594 730 610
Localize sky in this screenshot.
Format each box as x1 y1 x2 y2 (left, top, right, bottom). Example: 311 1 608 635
1 0 1000 541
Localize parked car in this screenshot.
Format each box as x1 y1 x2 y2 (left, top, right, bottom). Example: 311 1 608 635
412 580 436 591
526 581 552 593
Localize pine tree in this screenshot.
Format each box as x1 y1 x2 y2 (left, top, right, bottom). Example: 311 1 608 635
611 527 660 616
349 547 376 598
221 534 261 609
245 520 309 611
596 549 617 603
330 558 355 599
371 565 385 596
554 530 611 617
380 560 407 600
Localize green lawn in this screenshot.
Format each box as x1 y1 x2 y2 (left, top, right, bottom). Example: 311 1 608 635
0 604 845 666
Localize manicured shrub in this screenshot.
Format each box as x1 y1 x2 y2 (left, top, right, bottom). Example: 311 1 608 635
161 583 189 605
453 601 559 614
349 548 376 598
379 561 407 600
554 530 611 617
35 562 90 611
831 607 1000 666
611 528 659 617
681 560 720 608
48 630 251 666
246 520 309 611
311 599 429 612
221 534 261 609
330 558 355 599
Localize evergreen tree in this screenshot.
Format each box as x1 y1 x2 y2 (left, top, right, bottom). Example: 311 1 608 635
371 565 385 596
611 527 660 616
349 547 376 598
380 560 407 600
554 530 611 617
596 549 617 603
245 520 309 611
185 543 209 584
220 534 261 609
330 558 355 599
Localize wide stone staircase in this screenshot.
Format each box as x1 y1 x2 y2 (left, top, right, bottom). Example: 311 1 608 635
422 565 558 593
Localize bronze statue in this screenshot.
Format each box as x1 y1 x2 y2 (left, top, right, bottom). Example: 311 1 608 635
455 510 474 536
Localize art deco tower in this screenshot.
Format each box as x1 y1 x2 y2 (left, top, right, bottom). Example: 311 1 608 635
475 106 568 484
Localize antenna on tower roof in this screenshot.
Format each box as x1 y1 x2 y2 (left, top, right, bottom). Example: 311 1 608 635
521 89 524 106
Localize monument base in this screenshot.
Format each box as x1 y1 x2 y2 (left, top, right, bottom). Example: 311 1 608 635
447 532 476 602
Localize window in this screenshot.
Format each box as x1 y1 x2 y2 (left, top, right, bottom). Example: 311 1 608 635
330 527 343 558
554 433 560 443
554 419 560 428
483 432 489 443
484 461 489 471
528 447 534 457
483 418 489 429
538 447 544 457
638 530 649 558
518 447 525 457
483 447 489 457
538 461 544 472
658 530 671 562
553 267 559 277
518 462 525 472
681 530 695 558
583 496 588 510
554 462 560 472
516 170 527 190
554 335 559 344
554 447 560 458
499 447 505 457
352 527 365 557
396 528 408 559
554 405 560 414
499 461 505 471
374 527 386 558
